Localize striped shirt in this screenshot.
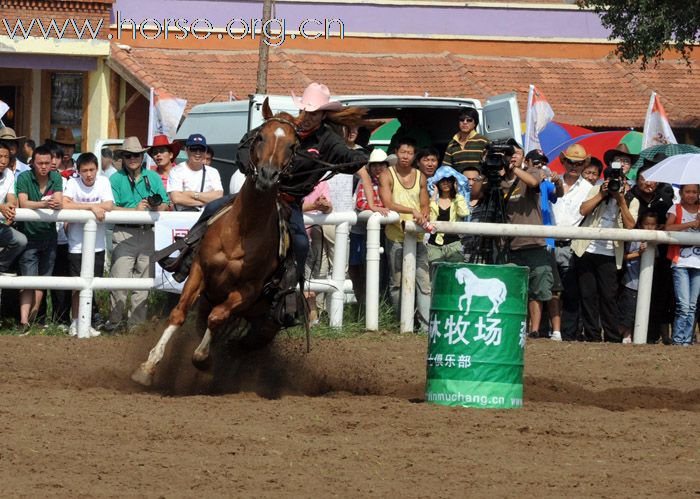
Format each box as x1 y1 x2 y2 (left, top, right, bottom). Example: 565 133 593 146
442 131 489 173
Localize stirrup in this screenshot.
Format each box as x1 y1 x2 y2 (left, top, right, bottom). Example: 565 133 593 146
154 238 187 263
158 246 190 273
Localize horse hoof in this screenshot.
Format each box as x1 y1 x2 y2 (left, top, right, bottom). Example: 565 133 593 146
131 366 154 387
192 353 211 372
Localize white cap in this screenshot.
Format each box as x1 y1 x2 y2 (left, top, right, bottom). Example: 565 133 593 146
368 148 388 164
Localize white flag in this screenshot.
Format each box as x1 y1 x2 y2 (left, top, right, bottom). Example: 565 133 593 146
0 100 9 121
147 88 187 144
643 91 677 149
524 84 555 153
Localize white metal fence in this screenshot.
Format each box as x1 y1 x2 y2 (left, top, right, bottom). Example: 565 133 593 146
6 208 700 343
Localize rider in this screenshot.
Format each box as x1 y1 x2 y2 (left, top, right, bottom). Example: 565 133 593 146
159 83 372 306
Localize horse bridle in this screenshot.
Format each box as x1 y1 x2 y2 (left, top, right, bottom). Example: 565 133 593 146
244 117 368 183
246 117 299 182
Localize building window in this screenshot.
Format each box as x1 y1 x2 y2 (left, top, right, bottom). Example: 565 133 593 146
50 72 83 148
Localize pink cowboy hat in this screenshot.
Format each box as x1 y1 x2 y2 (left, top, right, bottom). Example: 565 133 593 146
291 83 343 112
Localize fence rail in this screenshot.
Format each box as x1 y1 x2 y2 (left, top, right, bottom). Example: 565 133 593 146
7 208 700 343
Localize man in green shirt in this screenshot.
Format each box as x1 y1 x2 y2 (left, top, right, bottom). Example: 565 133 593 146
103 137 169 334
16 145 63 330
442 108 490 174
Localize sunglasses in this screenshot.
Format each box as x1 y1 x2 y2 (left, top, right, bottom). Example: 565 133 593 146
459 117 475 123
151 147 170 155
531 160 544 166
188 146 206 153
565 159 585 167
121 152 141 160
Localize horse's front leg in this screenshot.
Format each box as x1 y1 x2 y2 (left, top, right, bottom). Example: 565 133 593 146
191 285 256 367
131 259 205 387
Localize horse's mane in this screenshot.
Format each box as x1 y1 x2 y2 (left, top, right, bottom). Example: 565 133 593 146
324 106 381 132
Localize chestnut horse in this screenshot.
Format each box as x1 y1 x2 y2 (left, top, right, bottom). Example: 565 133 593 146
132 99 298 387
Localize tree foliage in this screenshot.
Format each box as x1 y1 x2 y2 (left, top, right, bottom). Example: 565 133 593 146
578 0 700 67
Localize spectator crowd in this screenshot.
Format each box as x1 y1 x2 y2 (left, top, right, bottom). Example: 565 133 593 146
0 102 697 346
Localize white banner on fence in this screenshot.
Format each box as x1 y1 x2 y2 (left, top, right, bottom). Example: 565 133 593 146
154 218 197 293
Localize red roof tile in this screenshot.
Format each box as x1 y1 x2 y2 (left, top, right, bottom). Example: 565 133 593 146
109 45 700 129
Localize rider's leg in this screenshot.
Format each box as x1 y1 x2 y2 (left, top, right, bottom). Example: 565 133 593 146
287 202 309 282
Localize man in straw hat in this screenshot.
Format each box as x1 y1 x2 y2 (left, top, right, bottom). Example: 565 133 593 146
0 126 30 177
158 83 373 325
102 137 169 334
50 126 78 172
551 144 594 341
603 142 639 184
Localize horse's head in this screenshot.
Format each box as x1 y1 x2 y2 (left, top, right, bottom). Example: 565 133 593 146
455 267 474 285
249 98 299 191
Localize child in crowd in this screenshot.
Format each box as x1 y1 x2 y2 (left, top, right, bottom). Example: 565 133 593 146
619 212 660 344
349 148 390 305
426 165 469 266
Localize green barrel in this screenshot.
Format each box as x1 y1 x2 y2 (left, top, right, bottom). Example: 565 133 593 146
426 263 528 409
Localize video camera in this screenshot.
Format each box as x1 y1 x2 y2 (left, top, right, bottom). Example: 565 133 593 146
481 139 516 183
603 161 624 193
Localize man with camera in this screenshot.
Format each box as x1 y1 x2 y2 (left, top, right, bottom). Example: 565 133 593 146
499 141 556 339
105 137 170 333
167 134 223 212
571 143 639 342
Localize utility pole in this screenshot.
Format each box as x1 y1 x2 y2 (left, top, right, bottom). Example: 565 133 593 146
255 0 273 94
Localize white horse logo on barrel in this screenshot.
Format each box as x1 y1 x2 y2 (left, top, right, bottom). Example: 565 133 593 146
455 267 507 317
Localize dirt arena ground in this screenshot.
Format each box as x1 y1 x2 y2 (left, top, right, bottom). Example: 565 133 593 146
2 324 699 498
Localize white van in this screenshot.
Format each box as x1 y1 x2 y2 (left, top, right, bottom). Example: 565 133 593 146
175 93 521 194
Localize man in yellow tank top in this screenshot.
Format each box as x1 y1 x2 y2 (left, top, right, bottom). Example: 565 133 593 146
378 137 431 331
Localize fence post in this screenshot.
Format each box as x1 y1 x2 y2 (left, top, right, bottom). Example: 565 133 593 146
328 221 350 328
400 230 417 334
365 213 382 331
77 218 98 338
633 242 656 344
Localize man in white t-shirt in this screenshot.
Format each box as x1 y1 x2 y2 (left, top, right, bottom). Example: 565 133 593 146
167 134 223 211
0 142 27 275
63 152 115 336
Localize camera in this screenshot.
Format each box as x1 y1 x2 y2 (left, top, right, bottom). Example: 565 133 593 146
604 161 623 193
146 194 163 209
481 139 515 182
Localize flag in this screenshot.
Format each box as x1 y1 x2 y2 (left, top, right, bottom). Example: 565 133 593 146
643 91 677 149
524 84 555 153
147 88 187 144
0 100 9 127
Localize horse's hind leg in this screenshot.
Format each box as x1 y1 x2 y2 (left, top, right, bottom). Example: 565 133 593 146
131 259 205 386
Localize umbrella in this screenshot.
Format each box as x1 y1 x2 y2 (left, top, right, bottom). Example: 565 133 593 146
632 143 700 170
642 154 700 184
546 130 643 173
522 121 592 156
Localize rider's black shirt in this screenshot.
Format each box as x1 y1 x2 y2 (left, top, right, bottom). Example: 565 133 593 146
236 123 368 199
